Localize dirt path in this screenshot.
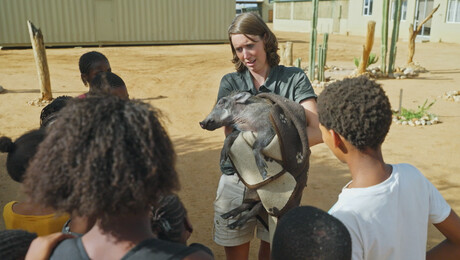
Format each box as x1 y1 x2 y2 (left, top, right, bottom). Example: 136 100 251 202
1 28 459 259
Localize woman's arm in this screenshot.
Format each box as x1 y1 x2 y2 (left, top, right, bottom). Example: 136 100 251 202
300 98 323 147
426 209 460 259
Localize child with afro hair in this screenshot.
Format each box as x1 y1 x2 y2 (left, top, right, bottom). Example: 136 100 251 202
317 76 460 259
22 96 212 259
0 130 70 236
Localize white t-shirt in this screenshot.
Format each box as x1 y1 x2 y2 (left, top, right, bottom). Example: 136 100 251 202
329 163 451 260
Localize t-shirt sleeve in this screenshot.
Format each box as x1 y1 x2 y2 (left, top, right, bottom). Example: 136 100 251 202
427 179 451 224
217 75 235 101
293 70 317 103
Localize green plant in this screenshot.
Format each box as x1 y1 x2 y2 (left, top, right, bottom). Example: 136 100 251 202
354 53 379 68
394 99 436 120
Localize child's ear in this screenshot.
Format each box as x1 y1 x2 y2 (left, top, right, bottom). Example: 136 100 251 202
81 74 88 87
330 129 342 148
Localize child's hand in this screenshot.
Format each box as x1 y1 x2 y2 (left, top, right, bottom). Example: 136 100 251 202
25 232 75 260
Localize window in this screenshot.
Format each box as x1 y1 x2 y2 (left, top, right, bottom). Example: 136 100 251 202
391 0 408 21
363 0 373 16
447 0 460 23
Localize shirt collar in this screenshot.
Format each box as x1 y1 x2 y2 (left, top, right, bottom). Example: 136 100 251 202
243 66 278 93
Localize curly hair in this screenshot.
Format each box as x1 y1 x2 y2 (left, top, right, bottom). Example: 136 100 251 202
40 96 72 127
0 229 37 260
151 194 188 243
272 206 351 260
0 129 45 183
23 96 179 225
88 71 128 100
317 76 392 150
228 12 280 72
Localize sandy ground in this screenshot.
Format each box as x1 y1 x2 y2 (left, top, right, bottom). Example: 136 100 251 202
1 27 459 259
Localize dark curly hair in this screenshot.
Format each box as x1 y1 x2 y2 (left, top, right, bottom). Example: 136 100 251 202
0 129 46 183
78 51 109 75
40 96 72 128
272 206 351 260
23 96 179 226
151 194 189 243
0 229 37 260
317 76 392 150
228 12 280 72
88 71 128 100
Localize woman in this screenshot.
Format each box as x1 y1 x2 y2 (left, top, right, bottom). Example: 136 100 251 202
213 12 323 260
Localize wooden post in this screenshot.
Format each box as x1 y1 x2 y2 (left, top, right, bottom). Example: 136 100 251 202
358 21 376 74
279 43 286 65
27 20 52 101
407 4 440 65
284 41 293 66
398 89 403 116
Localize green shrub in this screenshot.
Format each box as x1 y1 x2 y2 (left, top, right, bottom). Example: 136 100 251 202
353 53 379 69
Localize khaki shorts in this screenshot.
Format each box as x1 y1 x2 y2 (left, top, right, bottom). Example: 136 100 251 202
213 174 269 247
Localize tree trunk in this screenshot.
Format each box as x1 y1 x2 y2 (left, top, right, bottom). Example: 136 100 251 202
358 21 376 74
407 4 440 64
27 20 52 101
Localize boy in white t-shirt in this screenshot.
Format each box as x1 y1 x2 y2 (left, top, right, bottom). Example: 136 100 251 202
316 76 460 260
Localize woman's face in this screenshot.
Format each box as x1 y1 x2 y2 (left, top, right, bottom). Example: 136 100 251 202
231 34 268 73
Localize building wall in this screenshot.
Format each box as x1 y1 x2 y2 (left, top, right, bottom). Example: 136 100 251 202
429 0 460 42
0 0 234 47
273 0 460 43
273 1 349 34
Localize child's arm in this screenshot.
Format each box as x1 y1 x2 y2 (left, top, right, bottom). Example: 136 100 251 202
426 209 460 259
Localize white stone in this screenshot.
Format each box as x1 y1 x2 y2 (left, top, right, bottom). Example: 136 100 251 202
454 96 460 102
415 120 421 125
403 67 414 75
409 121 415 126
402 121 408 125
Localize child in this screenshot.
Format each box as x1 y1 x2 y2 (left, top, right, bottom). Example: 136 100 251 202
317 76 460 259
77 51 111 98
88 71 129 100
22 96 213 259
0 130 70 236
40 96 72 127
151 194 214 257
0 229 37 260
271 206 351 260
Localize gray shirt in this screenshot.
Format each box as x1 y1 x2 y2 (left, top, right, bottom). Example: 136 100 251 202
50 237 203 260
217 65 317 175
